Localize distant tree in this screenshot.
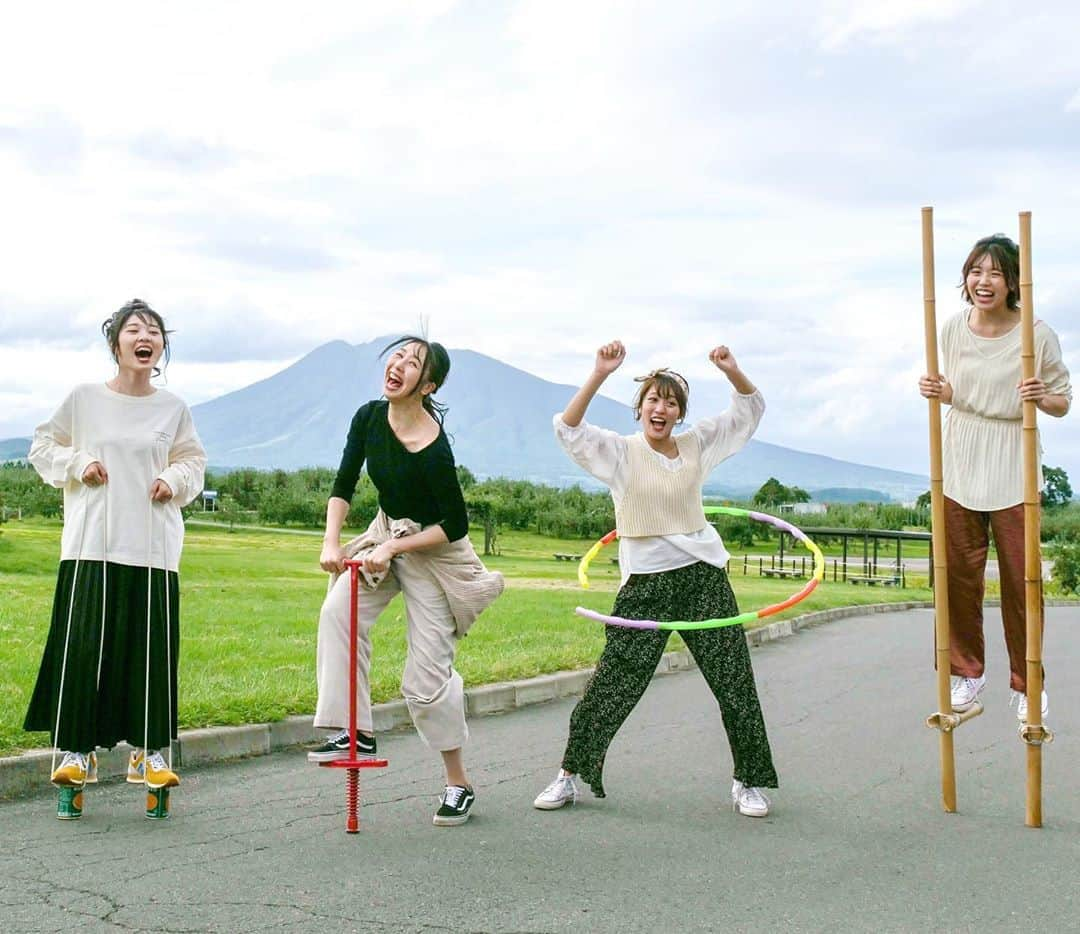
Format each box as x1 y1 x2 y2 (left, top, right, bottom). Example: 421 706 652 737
24 482 63 518
752 478 786 507
457 465 477 491
464 491 498 555
1042 465 1072 509
916 490 932 510
1050 542 1080 594
1042 502 1080 544
217 494 242 532
222 468 264 510
713 513 756 548
752 477 809 508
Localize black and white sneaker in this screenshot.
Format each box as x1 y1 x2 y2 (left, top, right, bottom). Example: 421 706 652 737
306 729 377 763
433 784 475 826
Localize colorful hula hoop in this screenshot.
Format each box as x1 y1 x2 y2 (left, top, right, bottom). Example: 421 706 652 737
575 506 825 630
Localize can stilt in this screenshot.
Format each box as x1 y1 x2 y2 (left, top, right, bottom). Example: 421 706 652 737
57 784 84 820
146 786 171 820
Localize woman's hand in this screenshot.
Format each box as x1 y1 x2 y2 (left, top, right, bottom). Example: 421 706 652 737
1019 378 1070 416
362 540 397 576
710 345 756 394
81 461 108 486
562 340 626 428
709 345 738 375
320 542 347 574
150 479 174 502
919 375 953 404
594 341 626 377
1018 377 1049 403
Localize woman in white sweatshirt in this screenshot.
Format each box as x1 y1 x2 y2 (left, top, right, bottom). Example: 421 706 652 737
25 299 206 793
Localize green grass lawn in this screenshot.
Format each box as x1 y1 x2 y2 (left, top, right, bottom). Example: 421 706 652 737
0 518 936 756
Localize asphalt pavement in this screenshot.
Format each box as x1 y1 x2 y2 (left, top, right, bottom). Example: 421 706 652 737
2 606 1078 933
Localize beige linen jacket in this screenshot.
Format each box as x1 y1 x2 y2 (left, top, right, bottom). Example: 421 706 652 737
336 510 504 637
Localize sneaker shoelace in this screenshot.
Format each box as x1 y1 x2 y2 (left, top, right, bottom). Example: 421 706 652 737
953 678 979 699
442 785 468 808
146 751 170 771
330 729 350 745
546 776 573 797
741 787 769 809
61 752 88 772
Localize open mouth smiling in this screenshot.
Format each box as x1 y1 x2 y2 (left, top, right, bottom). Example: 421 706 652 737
135 347 154 362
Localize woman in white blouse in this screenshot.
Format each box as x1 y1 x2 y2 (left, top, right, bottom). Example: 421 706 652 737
919 234 1071 721
26 300 206 796
533 340 778 818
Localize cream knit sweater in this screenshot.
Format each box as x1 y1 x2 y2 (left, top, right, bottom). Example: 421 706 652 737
615 433 709 537
554 389 765 581
941 310 1071 511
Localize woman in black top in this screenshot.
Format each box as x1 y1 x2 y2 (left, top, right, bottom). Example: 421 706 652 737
308 336 502 827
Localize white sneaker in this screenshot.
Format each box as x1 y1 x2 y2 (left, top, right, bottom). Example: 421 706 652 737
731 780 770 818
950 675 986 712
1012 689 1049 722
533 773 579 810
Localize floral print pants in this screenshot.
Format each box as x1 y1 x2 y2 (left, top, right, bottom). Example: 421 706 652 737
562 561 778 797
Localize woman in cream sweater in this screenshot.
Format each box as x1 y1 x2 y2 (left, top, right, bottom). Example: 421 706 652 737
919 234 1071 721
533 340 778 818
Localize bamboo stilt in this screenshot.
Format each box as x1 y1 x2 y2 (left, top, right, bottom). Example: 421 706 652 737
922 206 964 813
1018 211 1049 827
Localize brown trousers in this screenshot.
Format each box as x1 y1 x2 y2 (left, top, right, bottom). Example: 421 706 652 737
944 496 1043 692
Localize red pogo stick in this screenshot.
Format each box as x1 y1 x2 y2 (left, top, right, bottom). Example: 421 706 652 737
320 559 389 833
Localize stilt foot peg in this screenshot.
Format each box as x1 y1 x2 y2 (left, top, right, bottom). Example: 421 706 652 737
926 701 983 732
1019 722 1053 746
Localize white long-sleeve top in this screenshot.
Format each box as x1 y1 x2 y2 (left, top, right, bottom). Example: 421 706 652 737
941 310 1072 511
554 389 765 583
29 383 207 572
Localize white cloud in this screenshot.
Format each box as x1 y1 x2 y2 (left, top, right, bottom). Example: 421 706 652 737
2 2 1080 485
815 0 979 50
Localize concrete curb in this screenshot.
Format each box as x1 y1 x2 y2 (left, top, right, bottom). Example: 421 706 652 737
4 597 1078 800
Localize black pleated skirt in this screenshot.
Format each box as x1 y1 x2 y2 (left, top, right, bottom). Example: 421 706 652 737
24 559 180 753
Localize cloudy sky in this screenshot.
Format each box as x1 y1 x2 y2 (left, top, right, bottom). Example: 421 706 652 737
2 1 1078 483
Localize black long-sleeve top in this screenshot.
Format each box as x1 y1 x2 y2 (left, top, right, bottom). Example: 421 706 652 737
330 400 469 542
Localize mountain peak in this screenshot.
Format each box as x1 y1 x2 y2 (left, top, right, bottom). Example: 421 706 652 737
186 340 927 499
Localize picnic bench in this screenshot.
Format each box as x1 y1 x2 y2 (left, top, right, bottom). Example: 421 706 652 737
848 575 901 587
554 553 619 565
761 567 805 579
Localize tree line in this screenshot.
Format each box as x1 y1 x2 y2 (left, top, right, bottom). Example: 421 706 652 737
3 460 1077 549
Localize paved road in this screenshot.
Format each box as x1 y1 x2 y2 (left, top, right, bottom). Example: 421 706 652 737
3 607 1078 933
895 557 1053 582
186 519 322 536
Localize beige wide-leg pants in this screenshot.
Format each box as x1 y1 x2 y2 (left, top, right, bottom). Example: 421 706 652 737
314 553 468 751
